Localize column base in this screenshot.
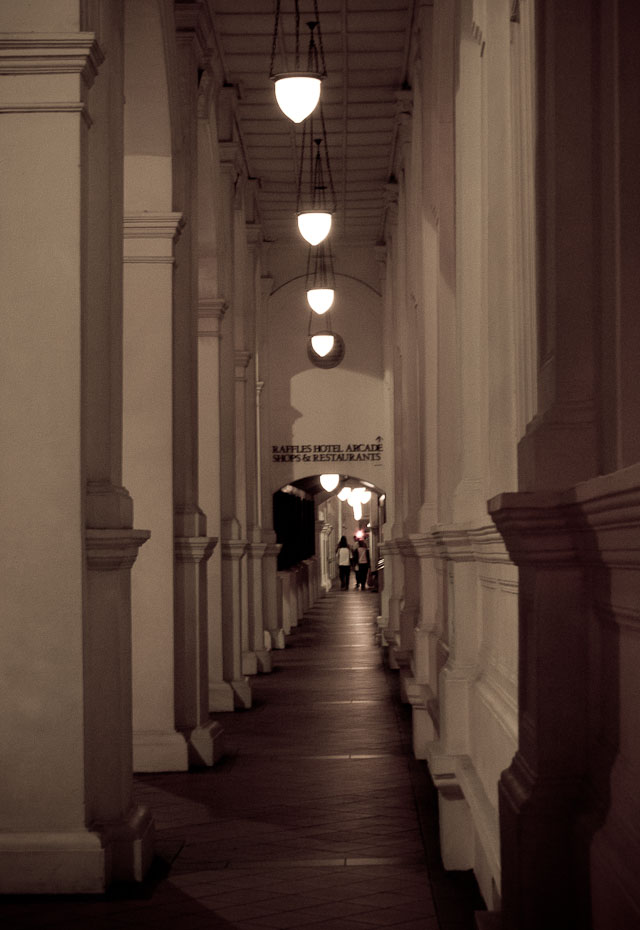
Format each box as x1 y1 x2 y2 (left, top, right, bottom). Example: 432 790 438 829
185 720 225 767
266 628 286 649
254 648 273 673
0 805 154 893
133 729 189 773
0 830 107 894
231 677 252 709
100 803 155 883
209 681 236 712
403 675 437 759
242 651 258 675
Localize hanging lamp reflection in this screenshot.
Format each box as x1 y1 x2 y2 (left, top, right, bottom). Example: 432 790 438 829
311 332 335 356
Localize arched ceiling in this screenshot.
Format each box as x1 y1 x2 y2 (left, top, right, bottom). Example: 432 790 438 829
209 0 416 244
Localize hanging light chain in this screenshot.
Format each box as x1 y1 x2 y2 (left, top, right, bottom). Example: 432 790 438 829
269 0 281 77
313 0 327 76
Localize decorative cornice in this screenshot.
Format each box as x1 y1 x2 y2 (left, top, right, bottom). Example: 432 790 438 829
247 542 267 559
0 101 93 125
221 540 248 560
123 213 185 239
0 33 104 86
198 297 227 337
85 528 150 571
174 535 217 563
431 526 475 562
234 349 253 377
489 465 640 568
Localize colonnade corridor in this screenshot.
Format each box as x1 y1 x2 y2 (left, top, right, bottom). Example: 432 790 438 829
1 587 484 930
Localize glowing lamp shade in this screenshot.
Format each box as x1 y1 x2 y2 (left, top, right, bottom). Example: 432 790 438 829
273 74 321 123
311 332 335 357
319 474 340 492
338 487 351 501
306 287 335 315
298 210 332 246
360 490 372 504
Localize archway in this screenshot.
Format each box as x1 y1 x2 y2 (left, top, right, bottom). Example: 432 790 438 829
273 474 387 594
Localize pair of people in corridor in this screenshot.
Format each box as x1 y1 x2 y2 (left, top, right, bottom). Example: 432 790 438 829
336 536 370 590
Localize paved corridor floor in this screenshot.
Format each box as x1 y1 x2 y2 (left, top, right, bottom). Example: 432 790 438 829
1 587 484 929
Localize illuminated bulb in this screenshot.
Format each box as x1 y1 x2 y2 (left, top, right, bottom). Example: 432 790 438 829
298 211 332 246
273 74 322 123
360 490 371 504
306 287 334 314
338 487 351 501
319 474 339 492
353 501 362 521
311 333 334 357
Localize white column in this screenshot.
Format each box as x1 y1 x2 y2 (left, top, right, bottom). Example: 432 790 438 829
123 214 190 772
221 527 252 708
262 536 285 649
198 298 237 709
0 19 153 890
247 538 272 671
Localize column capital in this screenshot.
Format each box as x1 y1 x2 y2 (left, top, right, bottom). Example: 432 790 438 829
174 535 218 564
0 32 104 86
221 540 248 561
235 350 252 379
85 528 150 571
123 213 185 264
198 297 227 337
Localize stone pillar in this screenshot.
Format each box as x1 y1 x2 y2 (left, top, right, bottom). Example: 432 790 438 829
427 526 477 871
221 522 252 708
489 491 590 930
516 0 599 492
404 534 440 756
198 298 236 710
174 536 223 765
263 535 285 649
0 14 153 890
247 535 272 671
124 214 190 773
234 349 257 676
172 8 221 762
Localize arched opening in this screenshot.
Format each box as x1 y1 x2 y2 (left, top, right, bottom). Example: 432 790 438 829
273 474 386 594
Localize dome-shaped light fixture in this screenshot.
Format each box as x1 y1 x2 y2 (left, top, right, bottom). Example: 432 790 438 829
305 238 335 313
273 73 322 123
269 12 326 122
307 287 334 314
360 489 372 504
311 331 334 357
338 486 351 501
297 130 336 245
298 210 332 246
319 473 340 492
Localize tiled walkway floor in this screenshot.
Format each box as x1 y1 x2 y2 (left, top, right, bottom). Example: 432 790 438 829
1 586 484 929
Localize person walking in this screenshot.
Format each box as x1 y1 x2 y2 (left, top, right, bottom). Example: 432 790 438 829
354 538 370 591
336 536 352 590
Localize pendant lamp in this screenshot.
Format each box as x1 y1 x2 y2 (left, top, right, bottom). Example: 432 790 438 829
269 2 326 123
296 110 336 246
319 474 340 492
305 239 335 314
